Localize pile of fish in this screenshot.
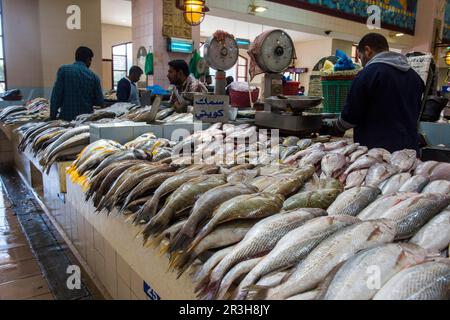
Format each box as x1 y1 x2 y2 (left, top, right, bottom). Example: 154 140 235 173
68 132 175 191
64 124 450 300
0 98 50 125
15 121 91 173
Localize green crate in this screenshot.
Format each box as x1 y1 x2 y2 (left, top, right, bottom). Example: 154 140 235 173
321 79 353 114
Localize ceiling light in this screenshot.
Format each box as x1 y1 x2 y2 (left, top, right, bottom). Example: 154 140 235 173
248 5 268 15
176 0 210 26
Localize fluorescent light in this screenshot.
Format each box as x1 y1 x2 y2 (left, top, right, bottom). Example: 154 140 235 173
395 33 404 37
254 6 267 13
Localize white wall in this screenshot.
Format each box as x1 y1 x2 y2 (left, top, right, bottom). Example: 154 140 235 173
102 24 132 60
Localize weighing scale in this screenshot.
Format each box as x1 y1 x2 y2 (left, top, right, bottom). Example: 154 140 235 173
252 29 323 135
204 32 239 96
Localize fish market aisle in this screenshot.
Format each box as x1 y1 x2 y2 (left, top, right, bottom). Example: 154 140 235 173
0 172 97 300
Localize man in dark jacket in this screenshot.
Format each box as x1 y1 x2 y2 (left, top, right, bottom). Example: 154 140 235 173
51 47 104 121
333 33 425 153
117 66 143 105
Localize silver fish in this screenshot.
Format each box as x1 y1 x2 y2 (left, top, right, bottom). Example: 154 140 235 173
367 148 391 162
349 146 368 163
321 153 347 179
389 149 417 172
365 163 399 187
192 246 235 286
345 170 368 190
200 209 326 299
248 219 397 300
357 193 417 221
373 259 450 300
410 210 450 253
320 243 427 300
414 161 439 177
333 143 360 156
343 155 381 177
380 173 412 195
286 290 319 300
422 180 450 195
234 215 359 300
328 187 381 216
398 175 429 193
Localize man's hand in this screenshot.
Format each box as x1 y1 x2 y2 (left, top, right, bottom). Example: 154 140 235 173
321 120 346 137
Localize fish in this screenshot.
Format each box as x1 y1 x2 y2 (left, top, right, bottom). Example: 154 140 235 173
187 193 285 260
398 175 430 193
226 169 259 184
365 163 399 187
297 139 312 150
333 143 360 156
298 150 327 167
286 290 320 300
280 146 300 161
255 270 291 287
282 189 342 211
43 144 87 173
429 163 450 181
132 171 217 225
312 136 331 143
106 164 176 210
283 143 325 164
323 140 347 151
349 146 368 163
216 257 264 300
357 193 417 220
192 246 235 286
367 148 391 162
380 193 450 240
234 215 359 300
380 173 412 195
328 186 381 217
389 149 417 172
283 136 300 147
89 150 148 178
169 220 256 277
141 174 227 238
169 183 259 253
372 259 450 300
41 126 89 160
120 172 178 213
319 243 427 300
345 170 368 190
249 176 279 192
263 166 315 197
246 219 397 300
321 153 347 179
122 196 153 215
422 180 450 195
414 161 440 177
410 210 450 253
199 209 326 299
343 155 381 177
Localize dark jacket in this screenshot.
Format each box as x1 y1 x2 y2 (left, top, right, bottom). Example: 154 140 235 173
117 77 132 102
340 52 425 153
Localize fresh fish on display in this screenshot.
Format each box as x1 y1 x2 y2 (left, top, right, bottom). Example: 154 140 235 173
327 186 381 216
321 153 347 179
428 163 450 181
320 243 427 300
367 148 391 162
422 180 450 195
349 146 368 163
323 140 347 151
286 291 320 300
414 161 440 177
365 163 398 187
283 188 342 211
380 173 412 195
357 193 416 221
297 139 312 150
263 166 315 197
246 219 396 300
345 170 368 190
389 149 417 172
373 259 450 300
398 175 430 193
343 155 381 177
409 210 450 253
333 143 359 156
282 136 300 147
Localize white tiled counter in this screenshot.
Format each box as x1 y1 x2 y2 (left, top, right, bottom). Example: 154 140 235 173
64 178 197 300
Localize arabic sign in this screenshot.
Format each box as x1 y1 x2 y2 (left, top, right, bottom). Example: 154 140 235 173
194 95 230 123
267 0 418 35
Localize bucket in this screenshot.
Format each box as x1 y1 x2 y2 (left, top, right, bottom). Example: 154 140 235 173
230 88 260 108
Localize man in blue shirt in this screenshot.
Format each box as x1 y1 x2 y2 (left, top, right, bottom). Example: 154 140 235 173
333 33 425 153
50 47 104 121
116 66 143 105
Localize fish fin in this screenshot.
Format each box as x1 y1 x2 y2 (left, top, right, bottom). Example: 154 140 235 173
169 231 191 254
199 280 221 300
367 226 382 241
158 240 170 257
315 261 345 300
242 285 270 300
280 267 297 284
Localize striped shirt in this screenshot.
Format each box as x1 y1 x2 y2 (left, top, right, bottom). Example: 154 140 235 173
50 61 104 121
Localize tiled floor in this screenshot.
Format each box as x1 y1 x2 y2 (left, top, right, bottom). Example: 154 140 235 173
0 181 54 300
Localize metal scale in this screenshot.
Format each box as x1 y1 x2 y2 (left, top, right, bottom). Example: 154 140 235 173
253 29 323 135
204 33 239 95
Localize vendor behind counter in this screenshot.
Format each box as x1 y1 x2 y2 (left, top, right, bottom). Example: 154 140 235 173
116 66 144 106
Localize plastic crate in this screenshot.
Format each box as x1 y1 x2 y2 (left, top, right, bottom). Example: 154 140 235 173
321 79 353 114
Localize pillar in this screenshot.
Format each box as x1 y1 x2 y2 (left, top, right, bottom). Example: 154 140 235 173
132 0 200 88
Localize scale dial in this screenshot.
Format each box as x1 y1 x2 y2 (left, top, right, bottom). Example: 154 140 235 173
204 34 239 71
257 30 295 73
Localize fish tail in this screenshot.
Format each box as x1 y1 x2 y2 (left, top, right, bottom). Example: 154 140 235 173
168 231 191 254
243 285 270 300
200 281 221 300
158 240 170 256
143 216 168 238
